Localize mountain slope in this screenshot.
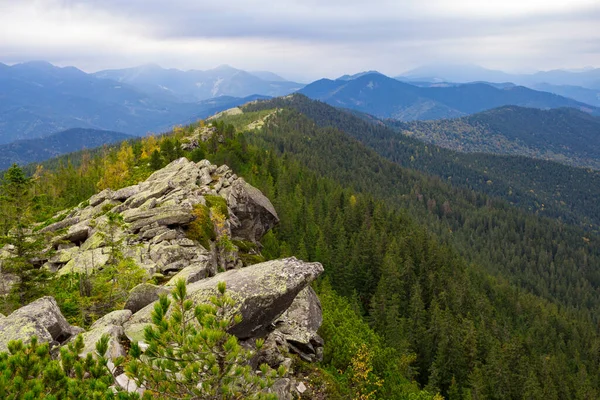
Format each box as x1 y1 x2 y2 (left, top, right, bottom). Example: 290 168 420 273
93 64 303 102
243 94 600 231
530 83 600 107
299 73 598 120
393 106 600 170
0 61 270 143
0 128 133 170
17 100 600 398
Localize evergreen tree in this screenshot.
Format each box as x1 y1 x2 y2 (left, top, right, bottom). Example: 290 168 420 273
0 164 47 305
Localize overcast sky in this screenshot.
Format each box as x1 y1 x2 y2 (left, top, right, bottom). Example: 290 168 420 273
0 0 598 81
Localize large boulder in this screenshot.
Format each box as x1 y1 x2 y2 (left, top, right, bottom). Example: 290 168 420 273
275 286 324 362
225 179 279 243
124 283 170 314
0 297 83 352
124 257 323 341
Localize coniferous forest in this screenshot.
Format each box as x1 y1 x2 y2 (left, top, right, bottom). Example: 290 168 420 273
1 96 599 399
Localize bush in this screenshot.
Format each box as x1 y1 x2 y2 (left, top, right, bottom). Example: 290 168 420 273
186 203 215 249
0 335 136 400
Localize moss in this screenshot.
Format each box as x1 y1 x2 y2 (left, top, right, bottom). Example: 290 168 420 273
204 195 229 218
185 203 216 249
232 240 258 253
239 253 266 266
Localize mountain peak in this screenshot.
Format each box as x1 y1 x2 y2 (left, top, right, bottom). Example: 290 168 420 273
213 64 238 72
337 70 384 81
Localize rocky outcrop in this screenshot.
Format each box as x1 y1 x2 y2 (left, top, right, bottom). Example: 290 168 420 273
0 297 83 352
38 158 279 279
0 158 324 399
124 257 323 341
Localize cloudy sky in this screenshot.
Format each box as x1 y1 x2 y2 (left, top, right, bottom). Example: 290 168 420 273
0 0 598 81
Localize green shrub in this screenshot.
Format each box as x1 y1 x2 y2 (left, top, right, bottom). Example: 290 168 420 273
0 335 136 400
126 280 283 399
186 203 215 249
205 194 229 218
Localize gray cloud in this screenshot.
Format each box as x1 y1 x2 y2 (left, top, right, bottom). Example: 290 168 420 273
0 0 599 80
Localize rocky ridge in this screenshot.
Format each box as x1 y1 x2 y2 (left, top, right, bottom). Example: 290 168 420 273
0 158 324 398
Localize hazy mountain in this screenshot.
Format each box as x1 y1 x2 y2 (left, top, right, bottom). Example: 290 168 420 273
0 61 268 143
249 70 289 82
530 83 600 107
336 70 385 81
93 64 304 102
398 64 516 83
299 73 599 120
0 128 132 170
391 106 600 169
399 64 600 90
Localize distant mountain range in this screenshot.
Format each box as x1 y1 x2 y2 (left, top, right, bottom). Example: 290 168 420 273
4 60 600 149
299 73 599 120
397 64 600 106
0 128 132 170
93 64 303 102
399 64 600 89
0 61 273 144
388 106 600 170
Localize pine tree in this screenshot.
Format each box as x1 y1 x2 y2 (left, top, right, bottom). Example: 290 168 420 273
125 280 282 399
0 164 48 305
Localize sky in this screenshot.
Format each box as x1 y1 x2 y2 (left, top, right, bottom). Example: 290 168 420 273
0 0 599 81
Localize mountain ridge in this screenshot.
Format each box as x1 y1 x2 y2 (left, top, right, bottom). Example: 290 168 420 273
299 73 599 120
393 105 600 170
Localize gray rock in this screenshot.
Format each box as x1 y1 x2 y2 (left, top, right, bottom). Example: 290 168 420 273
227 179 279 243
128 209 194 232
148 242 198 271
270 378 293 400
198 167 213 186
296 381 307 394
124 283 170 314
79 324 126 359
115 373 142 394
0 270 18 296
39 216 80 233
89 189 114 207
127 181 174 209
58 248 110 276
55 222 91 245
90 310 132 330
0 296 83 352
254 331 286 368
151 229 179 243
165 259 211 286
49 246 80 264
124 257 323 340
275 286 323 360
113 185 140 201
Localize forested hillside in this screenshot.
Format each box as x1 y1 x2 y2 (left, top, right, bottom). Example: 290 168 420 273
390 106 600 170
0 128 132 170
3 99 599 399
244 95 600 231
